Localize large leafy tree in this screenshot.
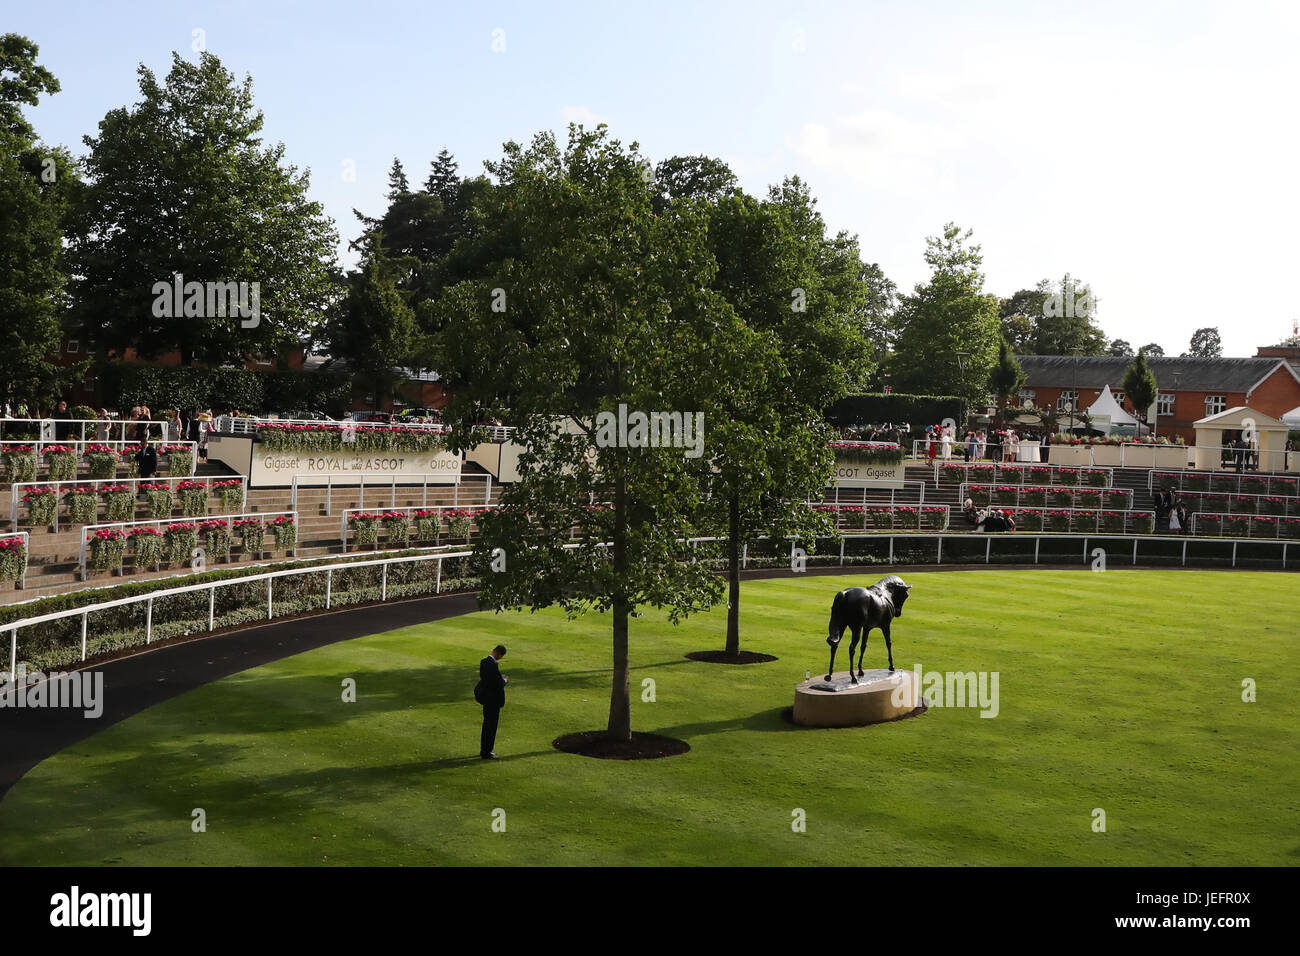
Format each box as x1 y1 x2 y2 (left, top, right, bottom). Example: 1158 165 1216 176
324 255 424 406
997 288 1041 353
1140 342 1165 357
1185 327 1223 358
68 51 338 365
701 179 868 657
0 34 83 412
890 223 1000 403
431 126 750 741
1108 338 1134 357
1032 274 1106 355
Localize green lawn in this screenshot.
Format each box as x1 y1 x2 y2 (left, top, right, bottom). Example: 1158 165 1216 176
1 569 1296 866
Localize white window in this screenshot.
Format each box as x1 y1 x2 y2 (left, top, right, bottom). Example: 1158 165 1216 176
1018 388 1036 406
1058 390 1078 412
1112 390 1125 405
1205 395 1226 415
67 340 80 353
1157 393 1175 415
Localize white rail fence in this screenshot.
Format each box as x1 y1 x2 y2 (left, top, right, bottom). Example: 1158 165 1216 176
339 503 495 545
5 531 1297 680
0 417 168 444
291 472 492 514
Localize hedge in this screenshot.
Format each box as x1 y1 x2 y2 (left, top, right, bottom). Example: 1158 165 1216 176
97 364 353 417
826 393 964 429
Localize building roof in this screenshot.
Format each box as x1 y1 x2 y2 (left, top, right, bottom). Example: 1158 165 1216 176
1193 406 1288 430
1016 355 1294 393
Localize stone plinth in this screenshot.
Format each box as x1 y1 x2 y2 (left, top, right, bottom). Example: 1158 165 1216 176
793 668 922 727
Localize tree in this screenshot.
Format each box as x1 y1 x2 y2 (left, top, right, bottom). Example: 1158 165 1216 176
1186 327 1222 358
703 179 867 657
1122 349 1159 431
1108 338 1133 357
1139 343 1165 357
68 51 339 366
997 288 1041 352
430 126 747 742
890 223 1001 403
0 34 83 412
325 256 424 406
989 338 1027 425
851 261 897 368
652 154 738 208
1033 274 1107 355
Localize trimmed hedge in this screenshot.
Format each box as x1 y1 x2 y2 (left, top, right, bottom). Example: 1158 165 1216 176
825 393 964 429
98 364 353 417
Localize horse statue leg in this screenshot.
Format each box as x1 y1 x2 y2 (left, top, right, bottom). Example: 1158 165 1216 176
847 625 862 684
882 618 895 672
856 626 869 678
825 625 844 681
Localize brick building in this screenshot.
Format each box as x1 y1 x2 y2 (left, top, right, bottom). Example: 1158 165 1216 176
1015 355 1300 444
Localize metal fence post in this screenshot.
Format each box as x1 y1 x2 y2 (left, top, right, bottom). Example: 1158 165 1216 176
80 612 88 661
146 598 153 644
436 556 442 594
325 568 333 609
381 563 388 602
208 588 215 631
267 577 273 619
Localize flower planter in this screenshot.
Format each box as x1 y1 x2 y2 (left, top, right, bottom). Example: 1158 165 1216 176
1131 514 1154 534
1 447 37 483
63 487 99 525
1222 516 1250 537
89 529 128 573
165 523 198 567
130 528 164 571
1016 510 1044 532
23 487 57 528
1075 491 1102 510
921 507 948 531
1198 516 1223 536
0 539 28 583
269 517 297 552
236 519 265 558
1020 487 1046 506
1251 516 1279 537
966 485 991 508
43 447 77 482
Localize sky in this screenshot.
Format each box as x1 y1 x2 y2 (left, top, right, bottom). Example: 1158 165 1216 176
9 0 1300 356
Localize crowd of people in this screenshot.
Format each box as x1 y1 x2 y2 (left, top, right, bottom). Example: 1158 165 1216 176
919 424 1052 463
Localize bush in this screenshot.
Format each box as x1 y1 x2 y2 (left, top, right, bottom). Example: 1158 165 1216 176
69 405 98 422
350 513 379 549
1 446 37 483
1075 490 1102 510
1131 513 1154 534
381 511 412 546
1223 515 1250 537
23 486 57 527
200 520 232 559
131 528 164 570
1046 510 1071 533
63 486 99 525
84 444 118 479
102 485 136 522
1056 468 1080 486
214 480 245 512
1016 509 1044 532
165 523 199 567
895 507 920 530
1071 511 1099 533
0 538 27 583
1020 487 1046 506
237 519 265 557
1198 514 1223 536
446 510 474 540
269 516 297 552
89 529 128 572
413 511 441 543
42 445 77 481
1084 469 1109 487
967 485 990 507
922 506 948 531
177 480 209 517
163 445 195 478
141 482 174 519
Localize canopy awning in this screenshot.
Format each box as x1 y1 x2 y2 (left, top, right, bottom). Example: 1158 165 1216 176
1085 385 1138 428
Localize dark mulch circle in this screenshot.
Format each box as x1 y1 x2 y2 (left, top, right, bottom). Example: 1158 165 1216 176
553 731 690 760
778 700 929 728
685 650 779 665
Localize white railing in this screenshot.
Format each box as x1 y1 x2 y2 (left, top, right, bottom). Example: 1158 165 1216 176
813 479 926 508
215 415 515 444
0 531 29 589
1148 469 1300 495
911 438 1050 463
0 417 168 444
6 529 1298 680
1150 489 1300 516
79 511 297 580
9 475 247 532
339 503 495 545
811 504 951 532
291 472 492 514
957 481 1136 512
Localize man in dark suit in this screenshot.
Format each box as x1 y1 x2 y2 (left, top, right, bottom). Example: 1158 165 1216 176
474 645 508 759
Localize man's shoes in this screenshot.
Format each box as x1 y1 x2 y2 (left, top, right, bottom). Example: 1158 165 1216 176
480 752 498 760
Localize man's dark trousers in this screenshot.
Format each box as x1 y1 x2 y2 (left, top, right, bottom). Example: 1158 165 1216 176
480 705 501 757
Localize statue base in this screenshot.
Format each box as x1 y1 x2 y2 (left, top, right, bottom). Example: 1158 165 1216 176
793 668 922 727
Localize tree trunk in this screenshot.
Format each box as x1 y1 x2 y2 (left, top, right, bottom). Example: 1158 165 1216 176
725 491 741 656
606 461 631 741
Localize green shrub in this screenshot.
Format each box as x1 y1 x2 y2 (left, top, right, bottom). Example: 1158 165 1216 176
23 487 58 527
131 529 164 570
381 512 412 546
43 446 77 481
141 482 174 519
350 514 379 549
214 480 245 512
1 447 37 483
0 538 27 583
89 529 128 572
237 519 265 557
84 444 118 479
102 485 136 522
63 486 99 524
269 516 297 552
165 523 199 567
177 480 209 517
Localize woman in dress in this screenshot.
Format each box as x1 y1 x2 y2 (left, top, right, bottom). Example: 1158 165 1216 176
940 424 953 460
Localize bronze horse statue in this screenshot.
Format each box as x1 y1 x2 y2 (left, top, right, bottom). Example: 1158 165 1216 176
825 575 912 682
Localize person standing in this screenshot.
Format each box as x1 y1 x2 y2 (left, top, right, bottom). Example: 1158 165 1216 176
134 439 158 480
940 424 953 460
474 644 508 759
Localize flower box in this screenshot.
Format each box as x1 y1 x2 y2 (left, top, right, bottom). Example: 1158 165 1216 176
213 479 245 512
1048 489 1074 509
1131 513 1154 534
140 482 174 519
1083 469 1109 488
1075 490 1102 510
1251 515 1279 537
199 519 232 560
381 511 412 546
921 506 948 531
42 445 77 482
164 522 198 567
89 528 128 572
1 446 37 483
1020 487 1046 506
23 486 57 527
966 485 991 508
84 444 118 480
1222 515 1250 537
349 513 379 549
63 486 99 525
163 444 195 478
1046 510 1071 533
1071 511 1099 533
1016 509 1044 532
236 519 265 557
992 485 1019 506
130 527 164 571
0 538 28 583
1056 468 1081 486
102 484 136 522
1198 515 1223 536
269 516 297 552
